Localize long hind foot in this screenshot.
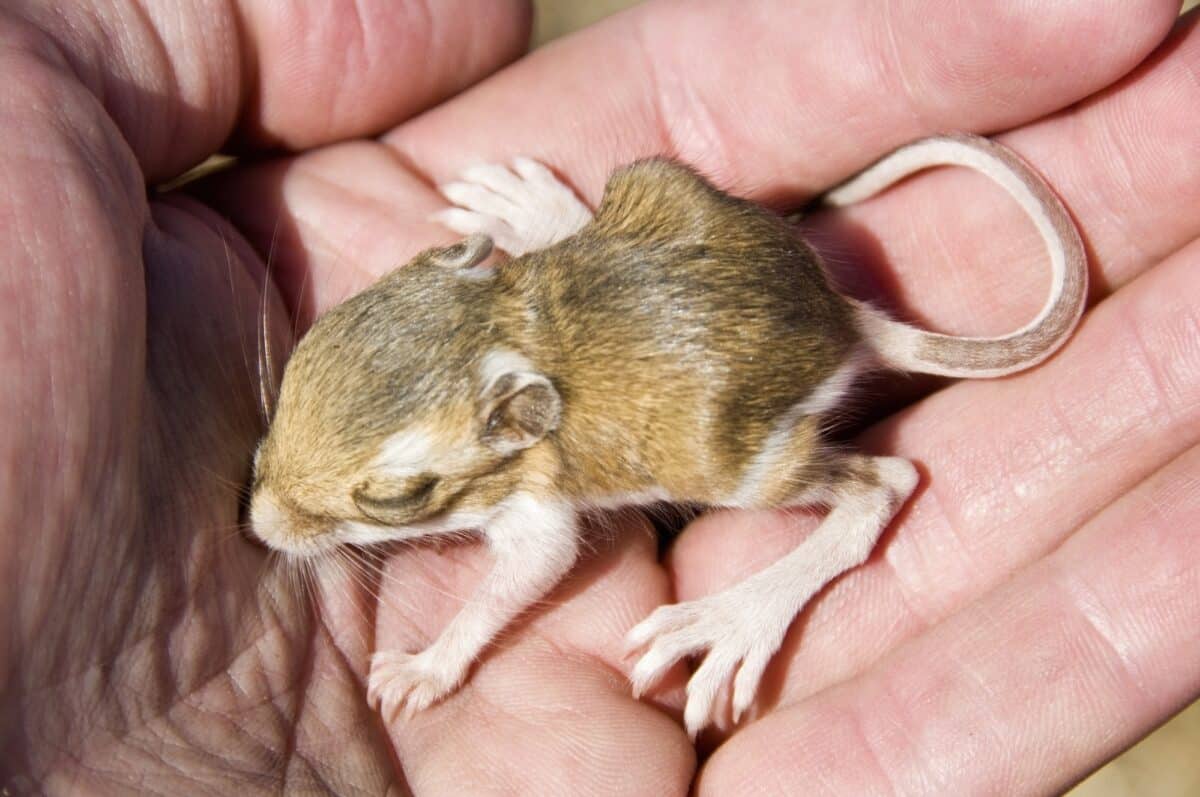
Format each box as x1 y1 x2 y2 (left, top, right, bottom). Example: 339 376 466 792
434 157 592 256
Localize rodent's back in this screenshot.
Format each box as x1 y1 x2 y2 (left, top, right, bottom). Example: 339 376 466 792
501 159 860 502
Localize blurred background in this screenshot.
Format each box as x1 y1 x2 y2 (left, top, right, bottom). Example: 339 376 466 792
530 0 1199 794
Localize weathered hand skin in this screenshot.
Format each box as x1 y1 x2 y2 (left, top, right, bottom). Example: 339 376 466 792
2 0 1197 795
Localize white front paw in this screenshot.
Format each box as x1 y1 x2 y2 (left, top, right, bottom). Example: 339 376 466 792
367 649 464 722
434 157 592 256
626 597 783 738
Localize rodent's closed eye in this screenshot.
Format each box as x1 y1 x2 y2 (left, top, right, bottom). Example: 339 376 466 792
352 474 440 525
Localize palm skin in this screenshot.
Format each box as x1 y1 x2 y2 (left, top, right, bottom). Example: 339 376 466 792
2 1 1199 795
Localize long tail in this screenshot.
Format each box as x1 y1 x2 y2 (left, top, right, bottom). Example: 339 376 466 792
823 134 1087 378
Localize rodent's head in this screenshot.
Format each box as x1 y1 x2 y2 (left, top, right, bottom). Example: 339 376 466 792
248 235 561 556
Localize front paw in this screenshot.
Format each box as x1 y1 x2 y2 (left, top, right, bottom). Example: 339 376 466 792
367 649 464 722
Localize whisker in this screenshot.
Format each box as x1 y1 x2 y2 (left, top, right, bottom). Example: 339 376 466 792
258 215 284 423
335 548 431 619
290 254 312 347
218 227 258 426
194 463 252 499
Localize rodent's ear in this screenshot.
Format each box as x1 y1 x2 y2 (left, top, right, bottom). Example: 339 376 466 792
479 371 561 455
429 234 493 270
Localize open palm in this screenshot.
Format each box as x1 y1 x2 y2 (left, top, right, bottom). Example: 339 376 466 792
3 1 1198 795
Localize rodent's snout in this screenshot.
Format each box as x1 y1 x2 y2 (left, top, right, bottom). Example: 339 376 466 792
247 488 329 557
247 489 287 549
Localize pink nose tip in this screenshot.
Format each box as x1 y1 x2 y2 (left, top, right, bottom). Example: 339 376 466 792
248 489 287 549
247 490 332 558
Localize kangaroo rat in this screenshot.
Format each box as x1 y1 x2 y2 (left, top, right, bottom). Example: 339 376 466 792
248 134 1086 737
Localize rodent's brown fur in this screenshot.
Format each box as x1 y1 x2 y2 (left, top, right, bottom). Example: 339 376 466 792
254 158 860 540
250 137 1087 734
510 159 859 501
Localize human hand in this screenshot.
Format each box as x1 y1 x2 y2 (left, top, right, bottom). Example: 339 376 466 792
0 1 688 794
420 2 1196 793
5 1 1199 795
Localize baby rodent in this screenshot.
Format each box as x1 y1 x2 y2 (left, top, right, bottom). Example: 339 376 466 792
248 134 1086 737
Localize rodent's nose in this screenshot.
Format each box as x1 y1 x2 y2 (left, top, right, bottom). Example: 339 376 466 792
248 489 287 549
248 488 332 557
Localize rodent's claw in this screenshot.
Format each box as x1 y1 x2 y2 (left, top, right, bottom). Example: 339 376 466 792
368 649 461 723
626 597 782 738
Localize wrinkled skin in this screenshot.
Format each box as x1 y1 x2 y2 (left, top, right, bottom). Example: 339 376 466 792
2 0 1199 794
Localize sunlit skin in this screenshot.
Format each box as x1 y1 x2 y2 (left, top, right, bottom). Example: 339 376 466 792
1 1 1198 794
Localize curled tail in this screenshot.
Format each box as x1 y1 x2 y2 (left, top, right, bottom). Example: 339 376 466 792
823 134 1087 378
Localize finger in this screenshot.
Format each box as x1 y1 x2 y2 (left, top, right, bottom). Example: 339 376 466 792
207 0 1189 332
195 140 454 324
13 0 531 181
371 515 694 794
699 444 1200 795
232 1 531 152
671 232 1200 717
388 0 1178 202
